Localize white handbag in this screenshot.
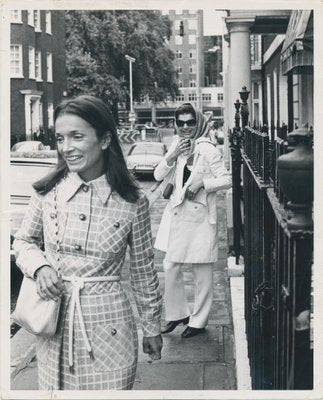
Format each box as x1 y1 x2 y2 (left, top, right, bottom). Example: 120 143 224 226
12 276 61 337
12 184 62 337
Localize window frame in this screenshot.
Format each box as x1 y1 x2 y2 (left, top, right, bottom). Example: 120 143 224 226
35 50 42 81
46 52 53 82
10 10 22 23
10 44 23 78
27 10 34 26
29 46 35 79
33 10 41 31
45 11 52 34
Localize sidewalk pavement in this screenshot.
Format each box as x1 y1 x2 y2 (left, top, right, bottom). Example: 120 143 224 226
10 187 238 391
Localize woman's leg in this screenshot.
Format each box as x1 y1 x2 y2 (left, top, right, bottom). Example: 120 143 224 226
189 263 214 328
163 260 191 321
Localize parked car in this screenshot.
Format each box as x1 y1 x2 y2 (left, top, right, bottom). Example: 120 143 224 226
10 154 57 260
126 141 167 177
11 140 49 152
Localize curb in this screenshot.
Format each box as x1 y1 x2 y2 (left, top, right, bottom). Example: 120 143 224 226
228 256 252 390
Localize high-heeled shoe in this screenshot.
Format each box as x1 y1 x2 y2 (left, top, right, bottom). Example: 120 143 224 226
161 316 189 334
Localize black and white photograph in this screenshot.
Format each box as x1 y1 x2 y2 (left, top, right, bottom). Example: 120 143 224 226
0 1 321 399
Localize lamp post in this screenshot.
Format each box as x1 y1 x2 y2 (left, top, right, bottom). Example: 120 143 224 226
125 54 136 130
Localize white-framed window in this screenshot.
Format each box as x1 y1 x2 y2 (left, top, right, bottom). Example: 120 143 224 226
10 10 22 23
10 44 23 77
189 34 196 44
189 49 196 59
176 65 182 74
189 80 196 87
188 19 197 30
178 79 183 88
174 20 181 30
202 93 212 101
29 46 35 79
217 93 224 102
27 10 34 26
176 94 185 102
176 50 182 59
48 102 54 128
34 10 41 31
162 10 169 15
189 9 197 15
175 35 183 45
35 51 42 81
45 11 52 34
175 10 182 15
188 93 197 101
46 52 53 82
189 64 196 74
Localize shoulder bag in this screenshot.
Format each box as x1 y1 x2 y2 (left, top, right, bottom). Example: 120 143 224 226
12 185 62 337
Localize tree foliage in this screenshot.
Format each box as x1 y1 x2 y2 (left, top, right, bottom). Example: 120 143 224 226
65 10 178 120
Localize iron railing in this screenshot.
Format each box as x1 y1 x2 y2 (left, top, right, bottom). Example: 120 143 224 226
230 90 313 390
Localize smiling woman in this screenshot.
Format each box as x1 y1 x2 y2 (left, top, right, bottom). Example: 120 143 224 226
12 95 163 390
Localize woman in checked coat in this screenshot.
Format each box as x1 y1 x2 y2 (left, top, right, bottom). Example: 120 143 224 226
13 95 162 390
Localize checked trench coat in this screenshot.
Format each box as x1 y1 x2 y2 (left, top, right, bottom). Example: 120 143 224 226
13 172 162 390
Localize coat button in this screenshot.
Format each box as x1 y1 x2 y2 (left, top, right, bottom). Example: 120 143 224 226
111 328 117 336
74 244 81 251
79 214 86 221
114 221 120 228
50 212 56 219
82 185 89 192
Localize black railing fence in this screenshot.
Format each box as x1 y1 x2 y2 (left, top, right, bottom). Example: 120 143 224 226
230 88 313 389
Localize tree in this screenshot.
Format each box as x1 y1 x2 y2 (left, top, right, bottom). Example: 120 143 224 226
65 10 178 122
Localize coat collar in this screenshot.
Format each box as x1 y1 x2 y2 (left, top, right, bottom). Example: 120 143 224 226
60 172 112 204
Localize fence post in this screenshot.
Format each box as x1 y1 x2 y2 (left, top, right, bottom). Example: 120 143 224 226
229 99 243 264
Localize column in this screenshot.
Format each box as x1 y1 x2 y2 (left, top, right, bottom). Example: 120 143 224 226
227 22 252 129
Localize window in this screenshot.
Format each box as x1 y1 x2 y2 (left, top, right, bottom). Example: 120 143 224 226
35 51 42 81
176 50 182 59
175 35 183 45
188 93 197 101
175 20 181 30
178 80 183 88
29 47 35 79
253 82 259 99
175 10 182 15
162 10 169 15
189 34 196 44
45 11 52 34
189 49 196 59
48 103 54 128
189 64 196 74
189 80 196 87
202 93 212 101
10 45 23 77
188 19 197 30
176 65 182 74
10 10 22 23
176 94 185 102
34 10 41 31
46 52 53 82
217 93 224 102
27 10 34 26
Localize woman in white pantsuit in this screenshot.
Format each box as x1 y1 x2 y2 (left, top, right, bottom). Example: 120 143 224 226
154 103 231 338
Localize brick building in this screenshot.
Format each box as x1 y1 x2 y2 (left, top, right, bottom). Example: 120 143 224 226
10 9 66 147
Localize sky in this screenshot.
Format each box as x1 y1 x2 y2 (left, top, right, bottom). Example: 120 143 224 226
203 10 226 36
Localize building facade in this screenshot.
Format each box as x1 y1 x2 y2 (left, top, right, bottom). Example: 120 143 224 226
134 9 224 126
10 9 66 147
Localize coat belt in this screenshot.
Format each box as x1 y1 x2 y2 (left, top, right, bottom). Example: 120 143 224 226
62 275 121 373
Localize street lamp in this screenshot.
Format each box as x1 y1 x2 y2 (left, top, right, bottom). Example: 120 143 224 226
125 54 136 130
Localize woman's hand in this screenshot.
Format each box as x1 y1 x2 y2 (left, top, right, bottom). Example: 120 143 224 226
185 176 204 200
166 138 191 166
142 334 163 361
35 265 65 301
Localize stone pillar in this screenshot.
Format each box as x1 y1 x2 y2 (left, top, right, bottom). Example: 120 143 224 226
227 21 252 129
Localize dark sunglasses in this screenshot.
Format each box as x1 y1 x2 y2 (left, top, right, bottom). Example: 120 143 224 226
176 119 196 128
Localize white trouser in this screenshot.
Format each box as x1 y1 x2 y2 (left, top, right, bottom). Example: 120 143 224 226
163 260 214 328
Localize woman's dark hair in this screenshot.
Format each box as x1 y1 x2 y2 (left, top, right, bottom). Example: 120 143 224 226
174 103 196 122
33 95 140 203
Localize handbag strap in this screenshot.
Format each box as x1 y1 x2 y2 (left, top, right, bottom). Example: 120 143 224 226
53 184 61 273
